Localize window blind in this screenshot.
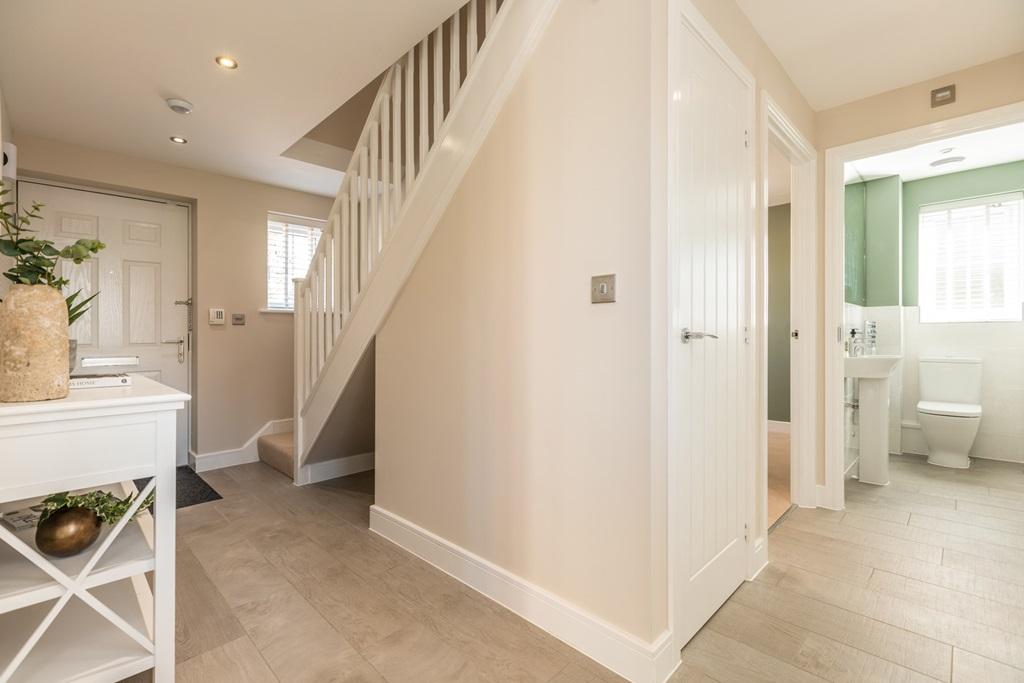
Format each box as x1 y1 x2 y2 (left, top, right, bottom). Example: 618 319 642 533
918 192 1024 323
266 214 324 310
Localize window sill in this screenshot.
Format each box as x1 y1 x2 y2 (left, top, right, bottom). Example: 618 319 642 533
259 308 294 314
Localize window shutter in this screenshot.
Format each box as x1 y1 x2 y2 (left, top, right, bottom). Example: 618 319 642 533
266 215 324 310
919 192 1024 323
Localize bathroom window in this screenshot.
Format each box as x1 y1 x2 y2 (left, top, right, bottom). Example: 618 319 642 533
919 192 1024 323
266 213 324 311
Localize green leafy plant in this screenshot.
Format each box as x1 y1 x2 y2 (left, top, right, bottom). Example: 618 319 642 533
39 490 154 525
0 182 105 324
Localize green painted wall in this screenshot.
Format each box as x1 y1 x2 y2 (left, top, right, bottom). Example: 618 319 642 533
768 203 790 422
865 175 902 306
845 184 866 305
902 160 1024 306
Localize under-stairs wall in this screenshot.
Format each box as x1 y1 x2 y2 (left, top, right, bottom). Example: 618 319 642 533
374 0 660 656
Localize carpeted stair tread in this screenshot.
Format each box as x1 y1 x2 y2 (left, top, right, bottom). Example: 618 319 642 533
257 431 294 478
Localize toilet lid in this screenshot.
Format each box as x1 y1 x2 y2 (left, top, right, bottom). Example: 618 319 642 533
918 400 982 418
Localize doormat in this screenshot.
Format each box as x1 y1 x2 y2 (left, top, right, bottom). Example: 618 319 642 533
134 466 222 510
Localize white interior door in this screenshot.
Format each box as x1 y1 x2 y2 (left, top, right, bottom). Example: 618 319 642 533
18 181 191 465
669 11 755 647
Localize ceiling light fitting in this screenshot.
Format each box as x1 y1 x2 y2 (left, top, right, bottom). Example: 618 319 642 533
215 55 238 69
930 155 965 168
166 98 194 115
169 136 188 145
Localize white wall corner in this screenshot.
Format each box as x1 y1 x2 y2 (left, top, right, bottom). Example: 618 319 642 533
369 505 679 683
189 418 293 473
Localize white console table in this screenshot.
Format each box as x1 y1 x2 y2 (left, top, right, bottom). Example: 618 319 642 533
0 377 188 683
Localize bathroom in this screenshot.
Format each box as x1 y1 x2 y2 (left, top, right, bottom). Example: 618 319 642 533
843 121 1024 487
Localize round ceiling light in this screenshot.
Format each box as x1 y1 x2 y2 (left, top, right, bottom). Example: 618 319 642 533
939 147 955 154
215 55 239 70
169 136 188 145
166 98 194 115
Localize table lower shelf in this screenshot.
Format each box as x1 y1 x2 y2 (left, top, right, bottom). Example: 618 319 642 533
0 578 154 683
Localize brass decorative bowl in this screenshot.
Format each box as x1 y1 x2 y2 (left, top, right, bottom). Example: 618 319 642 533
36 507 101 557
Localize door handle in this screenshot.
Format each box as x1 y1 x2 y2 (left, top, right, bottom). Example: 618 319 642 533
681 328 719 344
162 337 185 364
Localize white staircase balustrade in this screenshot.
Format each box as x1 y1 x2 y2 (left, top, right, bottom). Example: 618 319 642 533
292 0 559 484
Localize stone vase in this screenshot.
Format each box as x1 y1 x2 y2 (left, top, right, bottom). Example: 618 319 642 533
0 284 70 402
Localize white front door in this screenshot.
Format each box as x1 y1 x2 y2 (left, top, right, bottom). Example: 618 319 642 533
18 181 191 464
669 11 755 646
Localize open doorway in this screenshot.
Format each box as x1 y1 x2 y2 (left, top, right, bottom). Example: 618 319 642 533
824 102 1024 508
752 94 817 573
766 141 793 528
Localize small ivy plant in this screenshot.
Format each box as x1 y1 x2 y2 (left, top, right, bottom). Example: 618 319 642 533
0 182 105 324
39 490 155 525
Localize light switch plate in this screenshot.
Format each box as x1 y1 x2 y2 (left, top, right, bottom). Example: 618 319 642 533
209 308 225 325
231 313 246 326
591 274 616 303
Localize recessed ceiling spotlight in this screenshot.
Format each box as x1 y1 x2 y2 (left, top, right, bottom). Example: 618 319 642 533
166 98 194 115
169 136 188 145
939 147 955 154
215 55 238 70
930 155 965 167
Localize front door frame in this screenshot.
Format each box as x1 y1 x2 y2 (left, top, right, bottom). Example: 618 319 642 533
822 100 1024 509
17 176 195 465
665 0 757 654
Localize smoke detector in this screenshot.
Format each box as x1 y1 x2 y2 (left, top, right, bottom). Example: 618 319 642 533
166 98 194 115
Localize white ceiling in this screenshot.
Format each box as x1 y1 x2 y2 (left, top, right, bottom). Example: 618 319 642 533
736 0 1024 111
845 121 1024 184
0 0 464 197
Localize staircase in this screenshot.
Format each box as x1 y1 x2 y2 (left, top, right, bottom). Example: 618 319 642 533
282 0 559 484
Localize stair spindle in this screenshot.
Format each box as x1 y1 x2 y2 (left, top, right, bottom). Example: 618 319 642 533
418 39 429 166
467 0 478 66
405 49 415 193
449 11 461 110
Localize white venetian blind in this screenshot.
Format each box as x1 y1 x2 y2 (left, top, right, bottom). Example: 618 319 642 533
266 213 324 310
918 192 1024 323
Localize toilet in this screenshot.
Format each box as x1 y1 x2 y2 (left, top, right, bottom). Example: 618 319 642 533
917 357 983 469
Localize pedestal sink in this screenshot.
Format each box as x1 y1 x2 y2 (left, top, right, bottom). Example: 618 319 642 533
846 355 902 485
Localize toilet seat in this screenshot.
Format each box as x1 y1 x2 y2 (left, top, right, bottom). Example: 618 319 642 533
917 401 982 418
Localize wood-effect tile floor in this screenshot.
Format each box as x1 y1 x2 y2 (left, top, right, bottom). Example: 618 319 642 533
676 453 1024 682
126 463 627 683
126 452 1024 682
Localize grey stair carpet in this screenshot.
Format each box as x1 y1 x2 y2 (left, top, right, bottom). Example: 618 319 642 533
257 431 294 478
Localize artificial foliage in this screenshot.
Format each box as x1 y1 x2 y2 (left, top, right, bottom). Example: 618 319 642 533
0 183 105 322
39 490 155 525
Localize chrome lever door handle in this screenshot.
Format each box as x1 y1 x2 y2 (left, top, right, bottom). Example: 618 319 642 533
161 337 185 364
681 328 719 344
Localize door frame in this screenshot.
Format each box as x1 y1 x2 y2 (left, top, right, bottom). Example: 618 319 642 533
665 0 757 653
751 93 818 570
822 100 1024 508
17 176 195 465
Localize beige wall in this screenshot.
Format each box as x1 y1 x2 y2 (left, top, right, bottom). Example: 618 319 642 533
377 0 657 639
17 135 333 454
817 51 1024 149
375 0 815 642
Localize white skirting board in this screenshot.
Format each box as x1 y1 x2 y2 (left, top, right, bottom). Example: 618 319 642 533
767 420 791 434
369 505 680 683
189 418 292 472
298 452 375 485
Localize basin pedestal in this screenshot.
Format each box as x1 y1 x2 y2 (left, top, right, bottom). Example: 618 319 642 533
845 355 902 487
857 377 891 485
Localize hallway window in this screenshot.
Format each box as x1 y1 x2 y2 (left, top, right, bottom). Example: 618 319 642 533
919 192 1024 323
266 213 324 310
